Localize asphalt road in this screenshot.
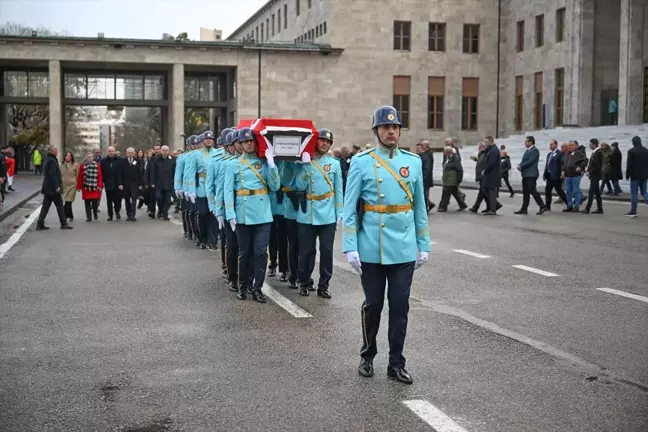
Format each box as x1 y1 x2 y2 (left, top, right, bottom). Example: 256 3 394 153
0 190 646 432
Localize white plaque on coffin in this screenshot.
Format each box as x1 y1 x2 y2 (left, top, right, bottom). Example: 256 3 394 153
272 135 302 157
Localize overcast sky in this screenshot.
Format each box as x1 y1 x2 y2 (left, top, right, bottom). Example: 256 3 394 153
0 0 268 39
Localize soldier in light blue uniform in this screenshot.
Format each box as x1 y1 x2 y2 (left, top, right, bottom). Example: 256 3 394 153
224 127 280 303
205 133 227 250
185 131 219 249
174 137 190 238
293 128 344 298
280 162 304 290
267 160 289 282
182 135 200 241
342 105 431 385
215 129 242 291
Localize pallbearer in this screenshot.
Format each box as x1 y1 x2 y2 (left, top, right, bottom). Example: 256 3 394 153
342 105 431 385
268 159 289 282
174 137 190 238
183 135 199 241
293 128 343 298
224 127 280 303
206 135 226 250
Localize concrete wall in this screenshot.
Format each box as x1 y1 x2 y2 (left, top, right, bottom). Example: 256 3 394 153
591 0 620 126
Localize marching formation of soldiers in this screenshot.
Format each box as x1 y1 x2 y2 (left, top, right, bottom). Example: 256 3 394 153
173 105 431 384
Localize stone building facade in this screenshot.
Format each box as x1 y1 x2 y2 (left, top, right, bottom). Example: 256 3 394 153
229 0 648 148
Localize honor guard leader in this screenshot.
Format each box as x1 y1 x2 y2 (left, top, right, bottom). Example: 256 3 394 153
174 137 190 238
185 131 218 249
293 128 344 299
206 134 227 250
183 135 200 241
342 105 431 385
224 128 281 303
216 130 242 292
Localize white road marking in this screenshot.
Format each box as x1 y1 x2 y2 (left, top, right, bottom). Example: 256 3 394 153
0 205 41 260
403 400 469 432
597 288 648 304
263 283 313 318
453 249 490 259
512 264 559 277
168 216 182 226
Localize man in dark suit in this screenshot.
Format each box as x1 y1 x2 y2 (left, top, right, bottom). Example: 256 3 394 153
626 135 648 217
100 146 124 221
515 136 546 215
123 147 144 222
35 146 72 230
151 145 175 220
420 140 436 212
582 138 604 214
543 139 567 211
481 136 502 215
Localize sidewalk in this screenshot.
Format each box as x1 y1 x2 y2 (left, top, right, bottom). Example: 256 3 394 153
456 181 632 202
0 173 43 221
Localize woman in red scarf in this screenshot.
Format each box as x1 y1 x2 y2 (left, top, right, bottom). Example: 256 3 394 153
77 151 104 222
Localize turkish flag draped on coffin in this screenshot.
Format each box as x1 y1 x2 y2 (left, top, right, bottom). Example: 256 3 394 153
250 118 318 160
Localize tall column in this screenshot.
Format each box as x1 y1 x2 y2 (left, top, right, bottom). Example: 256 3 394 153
168 63 184 152
571 0 595 126
618 0 645 125
48 60 63 156
0 104 7 150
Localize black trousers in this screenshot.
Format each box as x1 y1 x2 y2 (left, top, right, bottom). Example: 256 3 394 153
156 189 172 217
586 176 603 211
360 261 415 370
236 222 272 291
297 222 335 289
225 221 239 283
439 186 466 210
423 185 435 209
521 177 544 210
545 178 567 210
501 172 514 194
195 197 209 243
63 201 74 220
105 190 122 217
220 222 227 270
269 215 288 272
207 213 219 246
124 194 139 218
147 187 157 215
84 199 99 220
37 193 66 226
601 176 622 194
472 181 501 211
285 218 300 283
34 165 42 175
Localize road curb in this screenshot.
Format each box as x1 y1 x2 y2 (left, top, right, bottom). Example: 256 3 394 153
0 190 42 222
454 183 631 202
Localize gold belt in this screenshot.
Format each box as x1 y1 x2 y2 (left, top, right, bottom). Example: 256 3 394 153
198 173 207 178
236 188 268 196
307 190 334 201
281 186 292 192
363 203 412 213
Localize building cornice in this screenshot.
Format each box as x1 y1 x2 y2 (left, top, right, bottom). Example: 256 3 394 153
226 0 280 40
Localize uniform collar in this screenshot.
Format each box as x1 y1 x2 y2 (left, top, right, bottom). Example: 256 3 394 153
241 152 259 161
376 144 399 159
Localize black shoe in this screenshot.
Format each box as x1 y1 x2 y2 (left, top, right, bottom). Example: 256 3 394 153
163 216 170 221
299 285 310 296
387 367 413 385
580 208 590 214
35 225 50 231
131 217 137 222
279 272 288 282
208 244 217 251
562 207 573 212
93 212 98 220
457 206 467 212
60 224 73 230
237 286 247 300
625 212 638 218
436 208 447 212
514 209 527 215
358 358 374 378
252 290 266 303
509 192 515 198
468 207 478 214
536 207 547 215
307 279 316 291
268 267 277 277
591 209 603 214
222 270 229 279
68 217 73 222
482 211 496 216
115 212 121 220
107 217 113 221
86 218 92 222
317 288 331 299
288 280 298 289
228 281 239 292
200 243 206 250
148 213 155 219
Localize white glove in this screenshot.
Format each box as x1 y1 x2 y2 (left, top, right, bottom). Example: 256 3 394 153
178 190 184 198
415 251 429 270
337 217 342 227
265 148 275 168
229 218 236 232
175 189 180 198
217 216 225 230
188 193 196 204
346 251 362 276
301 152 311 164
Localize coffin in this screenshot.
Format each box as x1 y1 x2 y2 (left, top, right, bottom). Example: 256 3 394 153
251 118 318 160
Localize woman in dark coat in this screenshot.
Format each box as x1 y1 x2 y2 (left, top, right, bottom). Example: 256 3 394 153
500 150 514 197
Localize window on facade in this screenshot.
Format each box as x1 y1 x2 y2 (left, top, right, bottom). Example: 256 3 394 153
427 77 445 129
266 19 270 39
428 22 445 52
316 26 320 37
463 24 479 54
260 23 264 41
284 5 288 28
534 72 543 129
556 8 565 42
535 15 544 47
296 0 300 16
515 76 523 130
278 10 281 33
308 0 312 7
256 27 259 41
516 21 524 52
555 68 564 126
272 14 275 36
461 78 479 130
393 76 411 129
393 21 411 51
323 22 327 34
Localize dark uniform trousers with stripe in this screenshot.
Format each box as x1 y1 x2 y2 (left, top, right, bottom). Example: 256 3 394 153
297 222 335 289
236 222 272 291
360 261 415 370
225 221 239 283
